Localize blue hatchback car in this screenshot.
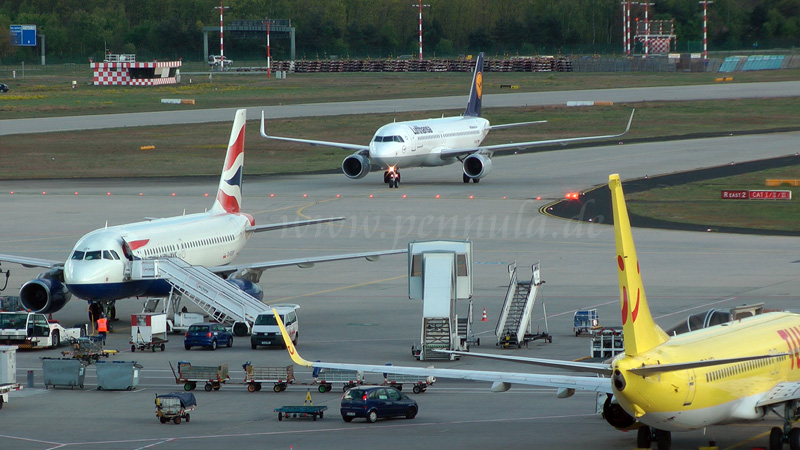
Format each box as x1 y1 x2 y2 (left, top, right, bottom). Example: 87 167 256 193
184 323 233 350
340 386 418 423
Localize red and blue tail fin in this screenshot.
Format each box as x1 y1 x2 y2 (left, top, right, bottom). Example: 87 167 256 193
609 174 669 356
464 52 484 117
212 109 246 214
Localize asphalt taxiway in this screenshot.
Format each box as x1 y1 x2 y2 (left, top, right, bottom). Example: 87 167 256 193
1 131 799 449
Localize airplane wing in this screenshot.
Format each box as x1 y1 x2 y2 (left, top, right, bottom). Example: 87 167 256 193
246 217 345 233
439 350 612 375
489 120 547 130
271 308 612 394
0 254 63 269
260 111 370 152
209 249 407 277
438 109 635 160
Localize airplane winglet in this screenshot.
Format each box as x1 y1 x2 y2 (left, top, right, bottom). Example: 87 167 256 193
260 110 269 139
274 308 314 367
624 109 635 135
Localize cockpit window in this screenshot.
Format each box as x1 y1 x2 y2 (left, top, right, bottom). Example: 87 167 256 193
71 251 85 260
84 251 102 261
102 250 119 260
109 250 121 260
373 135 404 143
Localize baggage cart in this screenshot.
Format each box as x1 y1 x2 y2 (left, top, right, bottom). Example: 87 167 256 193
383 372 435 394
41 357 86 389
155 392 196 424
274 405 327 421
130 313 168 352
96 360 142 390
61 336 116 364
0 345 22 409
573 309 599 336
241 362 294 392
169 361 229 391
313 367 364 393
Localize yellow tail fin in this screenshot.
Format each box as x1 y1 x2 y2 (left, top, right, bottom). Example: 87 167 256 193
609 174 669 356
274 308 313 367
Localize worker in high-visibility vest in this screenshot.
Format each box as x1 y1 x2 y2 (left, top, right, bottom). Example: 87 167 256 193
97 314 108 343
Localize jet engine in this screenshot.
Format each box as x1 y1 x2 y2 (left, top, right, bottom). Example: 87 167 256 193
342 153 371 179
602 394 637 430
226 278 264 301
462 153 493 179
19 269 73 314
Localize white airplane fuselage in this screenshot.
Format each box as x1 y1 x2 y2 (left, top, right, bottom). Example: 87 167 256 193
64 210 253 301
369 116 490 169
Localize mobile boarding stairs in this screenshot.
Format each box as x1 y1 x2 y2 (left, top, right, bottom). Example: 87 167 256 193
495 262 550 347
131 258 268 336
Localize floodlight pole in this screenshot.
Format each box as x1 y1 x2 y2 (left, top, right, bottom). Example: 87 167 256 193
412 0 431 60
214 1 230 71
699 1 713 61
267 20 271 78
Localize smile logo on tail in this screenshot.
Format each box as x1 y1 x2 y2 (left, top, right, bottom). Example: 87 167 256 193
475 72 483 99
618 255 641 325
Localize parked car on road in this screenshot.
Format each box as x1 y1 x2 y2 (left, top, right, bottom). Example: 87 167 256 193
340 386 418 423
184 323 233 350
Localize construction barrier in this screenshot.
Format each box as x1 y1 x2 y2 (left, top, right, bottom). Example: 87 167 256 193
140 145 155 151
766 179 800 187
161 99 196 105
566 101 614 107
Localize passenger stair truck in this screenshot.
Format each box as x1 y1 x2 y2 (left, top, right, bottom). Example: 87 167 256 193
409 241 473 361
131 258 270 336
494 262 549 348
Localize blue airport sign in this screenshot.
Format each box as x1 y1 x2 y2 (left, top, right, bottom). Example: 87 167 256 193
10 25 37 46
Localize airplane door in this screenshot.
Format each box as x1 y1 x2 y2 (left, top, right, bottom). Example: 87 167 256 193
683 370 697 406
177 239 186 259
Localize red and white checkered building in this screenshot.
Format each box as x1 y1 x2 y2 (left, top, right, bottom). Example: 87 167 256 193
91 54 181 86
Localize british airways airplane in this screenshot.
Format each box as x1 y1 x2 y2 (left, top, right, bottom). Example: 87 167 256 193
0 109 404 316
260 52 634 187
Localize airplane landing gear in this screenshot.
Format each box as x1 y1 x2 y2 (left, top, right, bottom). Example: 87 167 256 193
769 402 800 450
462 173 480 184
385 169 400 188
637 425 672 450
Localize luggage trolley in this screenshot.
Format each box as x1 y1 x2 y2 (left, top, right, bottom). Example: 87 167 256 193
130 313 168 352
155 392 196 424
383 363 434 394
242 362 295 392
169 361 229 391
313 367 364 393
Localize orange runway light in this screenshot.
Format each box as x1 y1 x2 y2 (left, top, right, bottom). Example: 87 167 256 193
74 192 79 195
171 193 176 196
269 193 274 197
303 194 307 198
369 194 374 198
435 194 440 199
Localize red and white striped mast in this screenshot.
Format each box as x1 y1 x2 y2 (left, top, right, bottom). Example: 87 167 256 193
699 1 713 61
413 0 431 60
214 1 230 70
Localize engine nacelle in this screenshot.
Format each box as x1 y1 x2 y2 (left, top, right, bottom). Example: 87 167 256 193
463 153 493 179
226 278 264 301
19 272 72 314
342 153 371 179
602 394 637 430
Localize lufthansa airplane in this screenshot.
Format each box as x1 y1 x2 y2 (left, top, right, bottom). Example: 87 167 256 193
274 174 800 450
260 52 634 187
0 109 404 316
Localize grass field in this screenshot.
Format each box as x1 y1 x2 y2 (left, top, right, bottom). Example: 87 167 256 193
627 166 800 231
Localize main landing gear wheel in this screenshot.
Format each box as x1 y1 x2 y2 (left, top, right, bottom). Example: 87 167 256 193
771 427 784 450
637 425 672 450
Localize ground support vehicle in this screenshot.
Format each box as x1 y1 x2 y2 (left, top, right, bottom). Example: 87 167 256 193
274 405 327 421
573 309 599 336
60 336 116 364
242 362 294 392
340 386 418 423
313 367 364 393
170 361 229 391
383 372 434 394
0 383 22 409
131 313 168 352
0 345 22 409
0 312 85 349
155 392 196 424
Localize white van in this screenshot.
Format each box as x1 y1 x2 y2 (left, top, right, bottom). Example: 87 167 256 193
250 304 299 349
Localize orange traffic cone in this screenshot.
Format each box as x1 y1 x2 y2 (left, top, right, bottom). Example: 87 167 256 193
481 308 488 322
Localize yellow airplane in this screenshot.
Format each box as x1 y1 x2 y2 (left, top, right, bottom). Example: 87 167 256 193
274 173 800 450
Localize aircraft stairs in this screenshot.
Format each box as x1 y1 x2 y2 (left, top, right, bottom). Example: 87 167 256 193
131 257 269 336
420 317 455 361
495 263 549 347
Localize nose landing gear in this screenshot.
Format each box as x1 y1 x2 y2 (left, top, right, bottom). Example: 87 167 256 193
384 169 401 188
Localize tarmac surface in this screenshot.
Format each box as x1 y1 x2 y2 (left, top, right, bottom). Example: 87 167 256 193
1 130 799 449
